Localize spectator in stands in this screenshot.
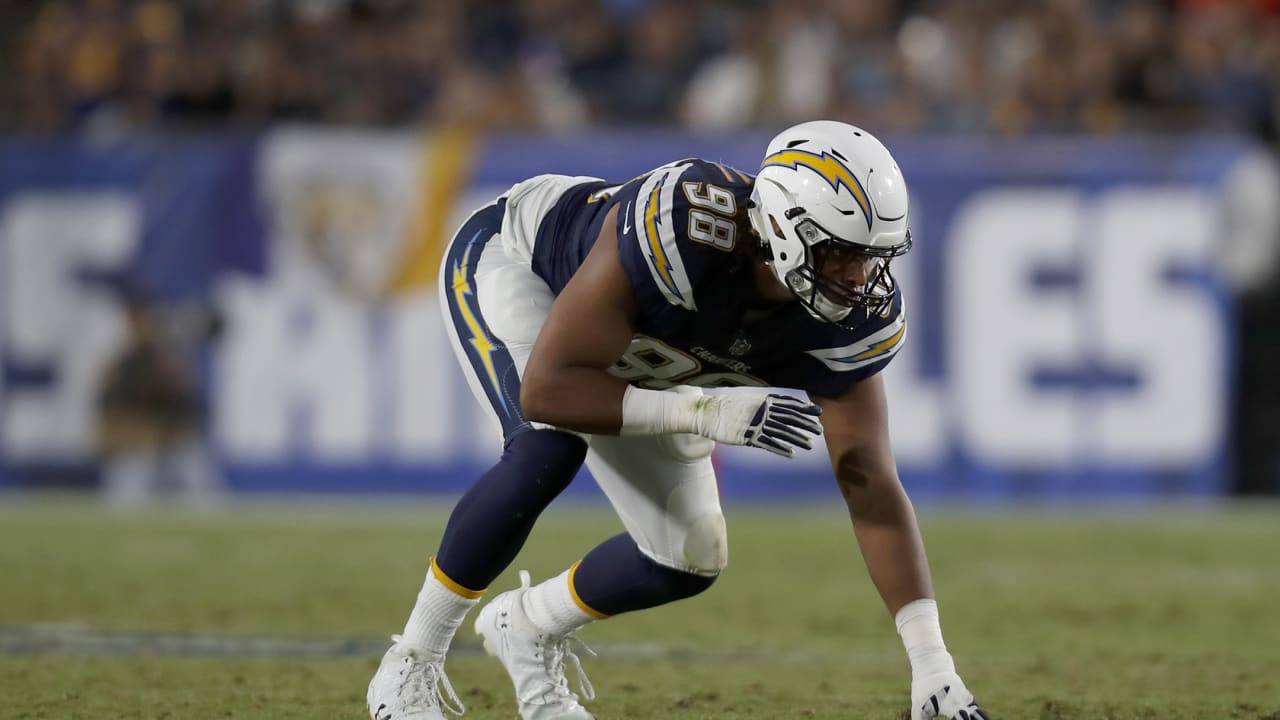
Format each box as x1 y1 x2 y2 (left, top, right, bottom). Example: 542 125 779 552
682 2 837 130
3 0 1279 137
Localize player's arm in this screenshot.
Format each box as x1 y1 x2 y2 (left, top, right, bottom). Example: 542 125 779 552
815 376 988 720
521 201 822 455
813 373 931 612
520 204 638 434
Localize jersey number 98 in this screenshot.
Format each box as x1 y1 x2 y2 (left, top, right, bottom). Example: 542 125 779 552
683 181 736 252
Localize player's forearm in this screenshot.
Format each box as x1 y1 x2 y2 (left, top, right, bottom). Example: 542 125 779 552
853 513 935 614
841 473 935 614
841 469 974 709
850 488 983 720
520 366 629 434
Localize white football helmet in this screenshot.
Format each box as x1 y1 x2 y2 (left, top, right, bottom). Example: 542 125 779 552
748 120 912 327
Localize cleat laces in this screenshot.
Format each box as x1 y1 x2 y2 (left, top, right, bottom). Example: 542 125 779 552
390 634 465 716
532 633 596 706
515 569 596 708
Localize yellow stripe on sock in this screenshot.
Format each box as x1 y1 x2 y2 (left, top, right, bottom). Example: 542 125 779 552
430 557 486 600
568 560 610 619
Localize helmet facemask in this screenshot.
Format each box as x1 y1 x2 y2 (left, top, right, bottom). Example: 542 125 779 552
783 217 911 327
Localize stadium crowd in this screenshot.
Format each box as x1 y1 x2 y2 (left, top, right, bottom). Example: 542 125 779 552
3 0 1278 137
3 0 1279 497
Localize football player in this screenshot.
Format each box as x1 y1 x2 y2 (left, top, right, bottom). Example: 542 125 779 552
367 121 989 720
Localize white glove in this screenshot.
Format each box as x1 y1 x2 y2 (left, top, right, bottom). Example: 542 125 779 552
620 386 823 458
913 673 989 720
693 392 823 458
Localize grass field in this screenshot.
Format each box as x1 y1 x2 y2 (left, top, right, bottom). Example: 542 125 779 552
1 497 1278 720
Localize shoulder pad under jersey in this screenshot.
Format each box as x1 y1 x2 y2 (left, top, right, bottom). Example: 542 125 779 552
803 288 907 385
613 159 754 312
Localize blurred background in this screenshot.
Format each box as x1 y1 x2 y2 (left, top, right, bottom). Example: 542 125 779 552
1 0 1279 505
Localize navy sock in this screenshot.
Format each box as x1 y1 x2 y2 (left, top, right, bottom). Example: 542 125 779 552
435 430 587 591
572 533 718 616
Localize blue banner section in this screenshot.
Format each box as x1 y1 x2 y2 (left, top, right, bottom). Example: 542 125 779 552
0 131 1255 500
0 136 266 300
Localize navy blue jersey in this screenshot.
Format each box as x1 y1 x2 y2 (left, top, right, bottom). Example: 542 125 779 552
530 159 905 399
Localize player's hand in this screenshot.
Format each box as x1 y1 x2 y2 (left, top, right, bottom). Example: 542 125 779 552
913 674 989 720
697 393 823 458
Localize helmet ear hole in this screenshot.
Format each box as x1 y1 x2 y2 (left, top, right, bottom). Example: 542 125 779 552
769 215 785 240
779 252 787 261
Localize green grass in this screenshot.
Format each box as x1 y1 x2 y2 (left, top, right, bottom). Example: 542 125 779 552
1 497 1279 719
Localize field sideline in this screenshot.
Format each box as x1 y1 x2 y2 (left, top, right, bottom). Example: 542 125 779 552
1 497 1277 719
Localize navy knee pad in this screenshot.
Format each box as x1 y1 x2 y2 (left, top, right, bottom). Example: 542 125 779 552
435 430 587 591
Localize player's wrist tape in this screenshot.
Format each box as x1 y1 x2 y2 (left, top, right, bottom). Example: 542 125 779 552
895 598 957 680
619 385 706 436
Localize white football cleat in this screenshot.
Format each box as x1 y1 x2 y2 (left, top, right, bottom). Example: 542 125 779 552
367 635 464 720
475 570 596 720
